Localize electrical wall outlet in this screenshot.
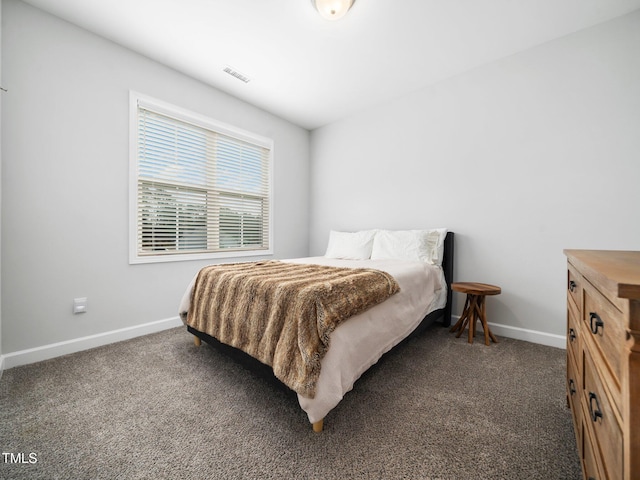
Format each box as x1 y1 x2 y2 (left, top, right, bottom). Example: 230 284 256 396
73 297 88 314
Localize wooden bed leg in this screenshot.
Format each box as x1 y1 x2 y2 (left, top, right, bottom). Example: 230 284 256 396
194 336 201 347
312 419 324 433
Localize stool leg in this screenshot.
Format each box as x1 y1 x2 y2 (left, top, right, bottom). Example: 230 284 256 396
451 295 471 337
479 296 490 346
478 297 498 345
468 295 481 344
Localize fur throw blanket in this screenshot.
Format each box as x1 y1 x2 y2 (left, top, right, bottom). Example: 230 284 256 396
186 261 400 398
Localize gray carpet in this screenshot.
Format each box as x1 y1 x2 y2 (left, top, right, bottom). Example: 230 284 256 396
0 324 581 479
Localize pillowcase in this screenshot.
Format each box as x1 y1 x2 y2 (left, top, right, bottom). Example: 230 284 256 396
371 228 447 265
324 230 377 260
426 228 447 265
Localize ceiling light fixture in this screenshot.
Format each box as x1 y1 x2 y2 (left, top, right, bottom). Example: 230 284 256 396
312 0 355 21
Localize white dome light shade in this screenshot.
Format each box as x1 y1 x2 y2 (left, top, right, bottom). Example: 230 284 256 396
312 0 355 21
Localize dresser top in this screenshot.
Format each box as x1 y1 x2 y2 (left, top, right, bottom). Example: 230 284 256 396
564 250 640 300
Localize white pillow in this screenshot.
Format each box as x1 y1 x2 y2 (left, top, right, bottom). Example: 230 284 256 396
371 229 447 265
324 230 377 260
426 228 447 266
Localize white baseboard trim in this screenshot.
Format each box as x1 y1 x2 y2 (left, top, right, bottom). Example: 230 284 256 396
488 322 566 349
450 316 566 349
2 316 565 372
2 316 183 370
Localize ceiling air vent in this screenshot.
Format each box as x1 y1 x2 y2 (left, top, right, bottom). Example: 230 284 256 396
223 66 251 83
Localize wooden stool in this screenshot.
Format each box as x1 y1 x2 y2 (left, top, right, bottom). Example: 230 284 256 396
450 282 501 346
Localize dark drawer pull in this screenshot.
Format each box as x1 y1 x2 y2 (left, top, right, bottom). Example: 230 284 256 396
589 392 603 422
569 328 576 342
569 379 576 396
589 312 604 335
569 280 577 292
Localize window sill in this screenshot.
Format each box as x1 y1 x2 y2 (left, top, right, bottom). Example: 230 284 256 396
129 248 274 265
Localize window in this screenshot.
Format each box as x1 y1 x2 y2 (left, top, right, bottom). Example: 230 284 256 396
129 93 273 263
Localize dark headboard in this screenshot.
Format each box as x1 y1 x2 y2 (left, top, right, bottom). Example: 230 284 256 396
441 231 455 327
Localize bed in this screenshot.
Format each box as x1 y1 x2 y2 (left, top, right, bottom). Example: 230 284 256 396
179 230 454 432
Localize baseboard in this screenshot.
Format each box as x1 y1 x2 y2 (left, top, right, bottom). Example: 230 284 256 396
2 316 565 372
450 316 566 349
489 322 566 349
2 316 183 371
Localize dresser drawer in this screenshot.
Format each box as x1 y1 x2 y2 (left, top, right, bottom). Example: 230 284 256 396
583 349 623 480
583 280 626 395
567 264 583 314
582 418 605 480
567 349 581 448
567 300 581 372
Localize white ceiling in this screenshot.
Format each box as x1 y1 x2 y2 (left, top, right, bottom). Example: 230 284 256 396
21 0 640 130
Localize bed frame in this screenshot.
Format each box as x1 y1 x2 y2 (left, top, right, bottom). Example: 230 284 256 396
187 231 454 432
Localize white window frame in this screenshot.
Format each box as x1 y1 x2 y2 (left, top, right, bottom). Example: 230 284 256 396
129 92 274 264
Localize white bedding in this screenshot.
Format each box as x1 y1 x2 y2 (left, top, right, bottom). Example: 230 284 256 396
178 257 446 425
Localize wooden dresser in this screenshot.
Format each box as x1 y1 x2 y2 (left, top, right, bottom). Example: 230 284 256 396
564 250 640 480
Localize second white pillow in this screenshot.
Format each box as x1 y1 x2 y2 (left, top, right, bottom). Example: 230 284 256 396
371 229 446 265
325 230 377 260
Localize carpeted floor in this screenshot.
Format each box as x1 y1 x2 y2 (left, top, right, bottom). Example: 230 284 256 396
0 324 581 479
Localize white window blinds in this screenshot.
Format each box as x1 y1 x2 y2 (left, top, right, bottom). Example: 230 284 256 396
131 94 272 263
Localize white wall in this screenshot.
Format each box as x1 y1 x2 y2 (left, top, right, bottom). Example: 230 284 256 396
1 0 310 357
0 0 4 375
309 10 640 341
2 1 639 363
